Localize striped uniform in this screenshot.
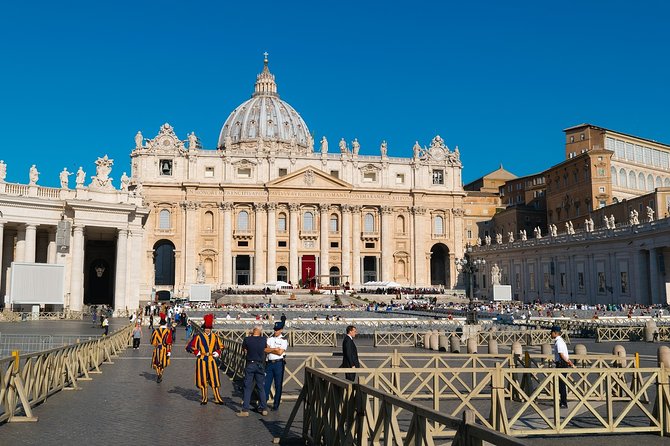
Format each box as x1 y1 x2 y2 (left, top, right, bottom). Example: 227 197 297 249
150 326 172 375
191 331 223 403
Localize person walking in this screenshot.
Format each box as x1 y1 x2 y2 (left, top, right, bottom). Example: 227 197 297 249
188 314 224 405
101 316 109 336
238 325 269 417
150 313 172 383
264 321 288 411
341 325 360 381
149 314 154 330
132 322 142 349
550 325 574 408
91 306 97 327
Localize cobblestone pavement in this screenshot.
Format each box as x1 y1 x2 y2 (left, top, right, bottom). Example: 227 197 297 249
1 321 669 445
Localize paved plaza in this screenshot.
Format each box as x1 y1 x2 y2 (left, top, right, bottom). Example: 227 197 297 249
1 320 670 445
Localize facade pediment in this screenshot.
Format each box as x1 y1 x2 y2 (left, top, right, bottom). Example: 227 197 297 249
266 167 353 190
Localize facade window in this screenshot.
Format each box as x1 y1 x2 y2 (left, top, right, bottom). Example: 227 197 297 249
364 213 375 232
203 211 214 231
599 200 606 208
396 173 405 184
580 133 585 140
330 170 339 178
238 241 248 247
434 215 444 235
432 170 444 185
362 172 376 182
330 241 339 248
619 168 627 187
598 272 606 293
598 187 605 193
278 240 287 248
365 242 375 249
329 214 339 232
204 166 214 178
278 213 287 231
638 173 646 191
303 212 314 231
466 229 472 238
278 168 288 177
598 168 605 177
647 174 654 191
529 272 535 291
570 136 574 143
628 171 636 189
237 167 251 178
159 209 171 229
160 159 172 176
396 215 405 233
277 266 288 282
237 211 249 230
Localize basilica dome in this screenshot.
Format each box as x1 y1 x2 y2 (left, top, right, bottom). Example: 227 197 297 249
218 55 311 151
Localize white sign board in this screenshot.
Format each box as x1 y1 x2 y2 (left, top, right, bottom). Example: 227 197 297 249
10 263 65 305
189 284 212 302
493 285 512 302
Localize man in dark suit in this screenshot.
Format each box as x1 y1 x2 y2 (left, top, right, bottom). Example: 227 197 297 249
341 325 360 381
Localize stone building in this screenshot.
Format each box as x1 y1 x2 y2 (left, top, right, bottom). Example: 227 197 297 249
0 158 148 311
133 56 468 299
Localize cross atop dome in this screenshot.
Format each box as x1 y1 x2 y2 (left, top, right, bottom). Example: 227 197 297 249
254 51 278 97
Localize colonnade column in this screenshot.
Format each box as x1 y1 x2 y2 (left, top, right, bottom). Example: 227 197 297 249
47 229 57 264
15 227 26 262
126 230 142 311
266 203 277 282
70 225 85 311
289 203 300 284
253 203 265 286
24 224 37 263
0 223 4 289
341 205 352 286
319 204 330 285
221 202 233 286
649 248 660 305
412 206 426 286
114 229 128 312
380 206 392 282
352 205 361 287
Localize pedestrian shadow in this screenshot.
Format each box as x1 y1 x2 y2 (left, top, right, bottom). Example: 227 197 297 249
167 386 203 402
139 371 157 382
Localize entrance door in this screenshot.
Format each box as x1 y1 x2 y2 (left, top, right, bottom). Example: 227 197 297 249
363 256 377 283
301 255 316 288
236 255 250 285
430 243 450 286
154 240 175 285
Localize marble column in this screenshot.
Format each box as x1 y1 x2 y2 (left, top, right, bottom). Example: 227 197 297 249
182 201 198 285
649 248 660 305
70 225 85 311
24 224 37 263
319 204 330 285
127 230 142 310
380 206 393 282
352 205 361 287
15 227 26 262
114 229 128 312
266 202 277 282
0 223 4 293
289 203 300 284
220 202 233 286
412 206 427 286
47 229 57 264
341 205 352 286
253 203 265 285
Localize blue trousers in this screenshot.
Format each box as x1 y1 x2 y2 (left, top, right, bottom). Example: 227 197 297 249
242 361 267 410
264 361 285 409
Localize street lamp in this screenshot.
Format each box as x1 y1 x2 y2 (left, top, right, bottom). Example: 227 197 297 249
455 246 486 325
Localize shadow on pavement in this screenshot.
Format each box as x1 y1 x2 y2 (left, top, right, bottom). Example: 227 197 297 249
168 386 203 402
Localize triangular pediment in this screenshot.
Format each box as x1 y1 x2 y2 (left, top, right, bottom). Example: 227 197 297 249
266 166 353 190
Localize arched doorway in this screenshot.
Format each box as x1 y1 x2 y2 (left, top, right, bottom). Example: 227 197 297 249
329 266 340 286
277 266 288 283
154 240 175 286
430 243 450 286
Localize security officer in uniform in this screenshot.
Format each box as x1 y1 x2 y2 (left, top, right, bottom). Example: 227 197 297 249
264 321 288 410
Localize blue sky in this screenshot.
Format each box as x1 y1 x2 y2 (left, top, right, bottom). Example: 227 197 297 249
1 1 669 187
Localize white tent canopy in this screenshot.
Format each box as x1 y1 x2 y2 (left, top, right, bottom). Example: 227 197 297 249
362 281 402 289
264 281 293 290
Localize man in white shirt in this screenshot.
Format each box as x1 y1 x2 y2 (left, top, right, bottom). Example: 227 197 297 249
264 321 288 410
551 325 574 408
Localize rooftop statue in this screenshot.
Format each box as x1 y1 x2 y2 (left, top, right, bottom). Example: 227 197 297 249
352 138 360 155
76 167 86 188
59 168 73 189
29 164 39 185
380 140 387 157
188 132 198 150
0 160 6 182
647 206 655 222
339 138 348 154
120 172 130 191
320 136 328 154
135 131 143 149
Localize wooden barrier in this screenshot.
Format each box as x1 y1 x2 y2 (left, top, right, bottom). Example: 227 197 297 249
0 324 132 423
373 329 570 348
215 329 337 347
597 326 670 342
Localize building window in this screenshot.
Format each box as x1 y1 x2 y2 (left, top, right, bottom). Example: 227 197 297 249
580 133 585 140
277 266 288 282
329 214 339 232
365 242 375 249
570 136 574 143
204 166 214 178
238 241 248 247
434 215 444 235
159 209 171 229
598 272 606 293
529 272 535 291
396 215 405 234
237 210 249 230
466 229 472 238
160 159 172 176
598 168 605 177
330 170 339 178
278 213 287 231
278 240 287 248
432 170 444 185
330 241 339 248
303 212 314 231
578 272 584 290
599 187 605 193
203 211 214 231
237 167 252 178
362 172 376 182
599 200 606 208
364 213 375 232
278 168 288 177
396 173 405 184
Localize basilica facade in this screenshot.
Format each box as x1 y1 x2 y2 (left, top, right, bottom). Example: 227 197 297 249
134 56 468 298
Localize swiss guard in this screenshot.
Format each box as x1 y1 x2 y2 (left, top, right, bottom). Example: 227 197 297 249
188 314 225 405
150 313 172 383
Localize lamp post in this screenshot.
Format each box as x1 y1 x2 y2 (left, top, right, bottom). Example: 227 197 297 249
455 246 486 325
